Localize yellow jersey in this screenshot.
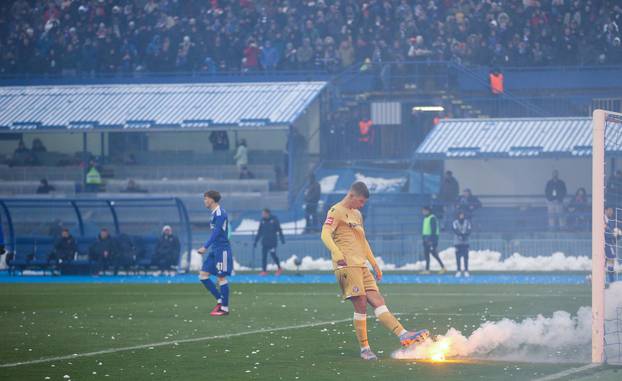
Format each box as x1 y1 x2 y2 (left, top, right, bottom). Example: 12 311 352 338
321 202 372 270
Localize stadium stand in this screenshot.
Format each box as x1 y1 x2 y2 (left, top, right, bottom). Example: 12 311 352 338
1 0 621 77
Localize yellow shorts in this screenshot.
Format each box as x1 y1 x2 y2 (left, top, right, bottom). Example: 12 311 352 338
334 267 379 300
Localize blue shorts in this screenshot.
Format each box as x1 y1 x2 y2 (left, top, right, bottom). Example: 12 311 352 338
202 246 233 276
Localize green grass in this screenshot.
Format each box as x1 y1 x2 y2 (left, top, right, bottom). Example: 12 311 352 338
0 282 614 380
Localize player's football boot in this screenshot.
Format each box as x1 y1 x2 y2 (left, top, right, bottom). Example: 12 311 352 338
275 268 283 276
464 271 470 277
419 270 431 275
210 303 222 315
259 271 268 276
455 271 462 278
360 347 378 361
400 329 430 347
438 268 447 274
210 307 229 316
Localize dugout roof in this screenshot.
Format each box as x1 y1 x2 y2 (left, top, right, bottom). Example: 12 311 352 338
414 117 610 159
0 81 326 132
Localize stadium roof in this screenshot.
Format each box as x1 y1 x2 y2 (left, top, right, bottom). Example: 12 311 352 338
0 81 326 132
414 117 612 159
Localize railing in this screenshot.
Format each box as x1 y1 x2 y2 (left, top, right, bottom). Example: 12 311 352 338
0 68 336 86
192 233 591 269
229 194 592 237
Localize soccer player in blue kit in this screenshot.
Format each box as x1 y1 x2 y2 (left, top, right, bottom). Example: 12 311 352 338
198 190 233 316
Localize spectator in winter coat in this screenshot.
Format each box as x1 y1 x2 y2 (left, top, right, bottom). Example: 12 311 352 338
439 171 460 229
36 178 55 194
452 211 472 277
52 228 78 273
154 225 180 274
545 170 567 230
455 189 482 220
113 233 136 274
304 174 322 233
209 131 230 151
254 209 285 276
239 166 255 179
89 228 117 275
567 188 590 231
260 41 279 71
234 139 248 170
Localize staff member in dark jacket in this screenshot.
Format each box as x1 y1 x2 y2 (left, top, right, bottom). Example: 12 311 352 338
254 209 285 276
304 174 321 233
52 228 78 273
452 211 472 278
154 225 180 274
545 170 567 230
421 206 445 274
89 228 117 275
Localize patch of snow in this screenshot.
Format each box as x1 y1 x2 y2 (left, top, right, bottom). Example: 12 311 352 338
233 218 306 235
319 175 339 193
354 173 407 193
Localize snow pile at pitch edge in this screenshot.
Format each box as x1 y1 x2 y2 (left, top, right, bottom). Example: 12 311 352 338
376 249 592 272
393 282 622 363
258 250 591 272
187 249 591 272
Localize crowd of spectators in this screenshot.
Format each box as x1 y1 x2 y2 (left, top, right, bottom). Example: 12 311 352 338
1 0 621 76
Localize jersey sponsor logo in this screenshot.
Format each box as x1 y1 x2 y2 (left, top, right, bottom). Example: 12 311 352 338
325 216 334 225
352 286 360 293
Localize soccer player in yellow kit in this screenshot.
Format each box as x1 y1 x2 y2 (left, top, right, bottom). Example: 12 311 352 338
321 181 429 360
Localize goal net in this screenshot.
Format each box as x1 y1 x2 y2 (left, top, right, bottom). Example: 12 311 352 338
593 109 622 364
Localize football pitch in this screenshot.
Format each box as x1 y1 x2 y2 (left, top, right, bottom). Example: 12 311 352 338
0 281 619 380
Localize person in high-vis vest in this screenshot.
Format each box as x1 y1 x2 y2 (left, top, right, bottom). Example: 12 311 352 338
421 206 445 274
86 163 103 192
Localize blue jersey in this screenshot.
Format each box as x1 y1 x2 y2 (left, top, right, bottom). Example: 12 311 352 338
204 206 230 249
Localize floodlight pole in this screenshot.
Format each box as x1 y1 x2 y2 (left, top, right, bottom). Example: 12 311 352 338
591 109 605 364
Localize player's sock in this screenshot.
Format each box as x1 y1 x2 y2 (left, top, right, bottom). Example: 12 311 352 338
374 305 405 337
200 278 221 301
219 278 229 309
353 312 369 348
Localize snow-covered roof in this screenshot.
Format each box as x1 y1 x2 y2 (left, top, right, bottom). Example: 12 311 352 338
415 117 622 159
0 81 326 132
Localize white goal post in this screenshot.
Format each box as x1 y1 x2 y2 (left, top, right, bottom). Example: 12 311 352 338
592 109 605 364
592 109 622 364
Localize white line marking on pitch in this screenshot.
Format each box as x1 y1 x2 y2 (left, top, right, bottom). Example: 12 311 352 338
0 317 356 369
532 363 600 381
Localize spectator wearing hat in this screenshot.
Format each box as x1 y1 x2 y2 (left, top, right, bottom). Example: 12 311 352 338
154 225 180 275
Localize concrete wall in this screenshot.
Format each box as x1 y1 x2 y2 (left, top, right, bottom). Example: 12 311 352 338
445 158 591 196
